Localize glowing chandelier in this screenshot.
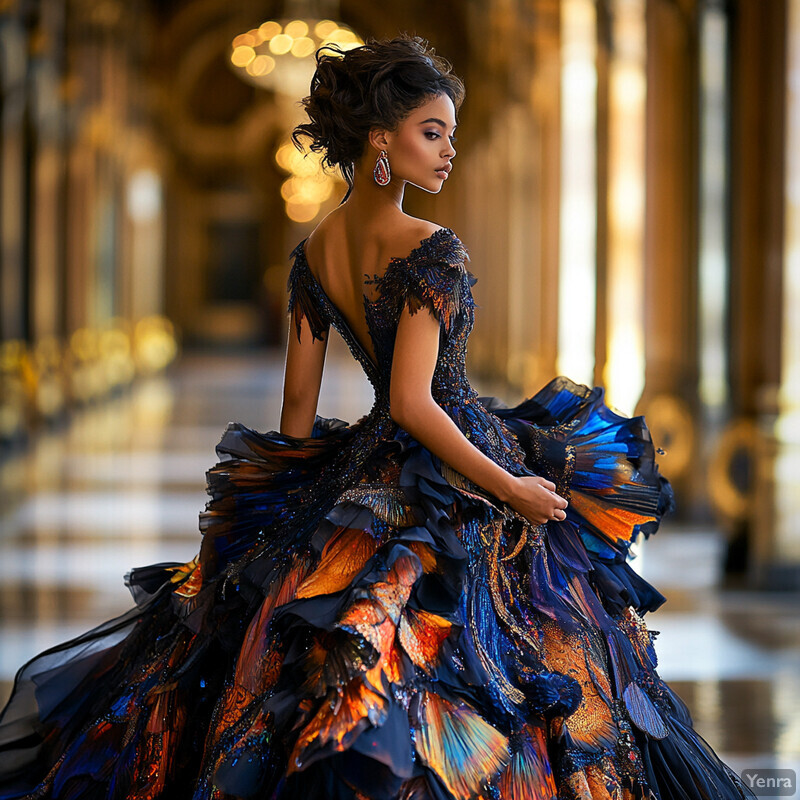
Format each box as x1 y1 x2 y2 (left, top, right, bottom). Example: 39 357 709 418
228 0 363 99
229 2 364 222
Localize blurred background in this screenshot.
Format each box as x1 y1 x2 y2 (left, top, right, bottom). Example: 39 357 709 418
0 0 798 774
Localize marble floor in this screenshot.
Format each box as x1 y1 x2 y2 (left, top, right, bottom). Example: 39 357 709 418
1 342 798 791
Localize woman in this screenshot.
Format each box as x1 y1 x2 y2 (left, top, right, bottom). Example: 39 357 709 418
0 34 755 800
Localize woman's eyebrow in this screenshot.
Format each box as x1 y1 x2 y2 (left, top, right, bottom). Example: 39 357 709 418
419 117 457 131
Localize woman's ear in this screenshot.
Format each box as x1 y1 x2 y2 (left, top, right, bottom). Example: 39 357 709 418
368 128 390 153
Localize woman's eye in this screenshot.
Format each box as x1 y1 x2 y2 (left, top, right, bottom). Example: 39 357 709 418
425 132 457 143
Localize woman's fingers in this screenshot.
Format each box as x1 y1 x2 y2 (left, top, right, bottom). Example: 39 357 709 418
543 486 569 509
535 480 566 503
513 477 569 526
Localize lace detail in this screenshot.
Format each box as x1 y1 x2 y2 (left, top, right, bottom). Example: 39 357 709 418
364 227 473 334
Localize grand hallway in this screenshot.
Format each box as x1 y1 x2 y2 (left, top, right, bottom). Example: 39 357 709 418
0 347 798 782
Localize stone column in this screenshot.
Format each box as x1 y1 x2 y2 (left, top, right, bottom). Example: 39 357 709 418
727 0 796 587
639 0 701 511
0 17 28 342
522 0 561 394
729 0 786 422
459 0 561 396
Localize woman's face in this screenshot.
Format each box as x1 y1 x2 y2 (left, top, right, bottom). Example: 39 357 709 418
372 93 458 193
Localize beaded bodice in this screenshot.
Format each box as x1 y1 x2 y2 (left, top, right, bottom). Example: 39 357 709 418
287 227 527 473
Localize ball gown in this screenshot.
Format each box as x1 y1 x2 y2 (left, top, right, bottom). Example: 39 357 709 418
0 227 756 800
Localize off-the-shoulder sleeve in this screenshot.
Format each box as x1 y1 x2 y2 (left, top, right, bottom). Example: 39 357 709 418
401 231 473 334
287 249 328 343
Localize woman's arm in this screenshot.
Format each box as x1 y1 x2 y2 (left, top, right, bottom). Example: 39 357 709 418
390 306 568 525
280 310 328 438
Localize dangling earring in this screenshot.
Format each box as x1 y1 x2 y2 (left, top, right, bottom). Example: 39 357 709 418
373 149 391 186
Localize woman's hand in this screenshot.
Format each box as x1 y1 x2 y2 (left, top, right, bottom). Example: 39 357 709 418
502 476 568 525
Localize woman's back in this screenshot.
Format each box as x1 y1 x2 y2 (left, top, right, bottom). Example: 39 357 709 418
301 209 445 365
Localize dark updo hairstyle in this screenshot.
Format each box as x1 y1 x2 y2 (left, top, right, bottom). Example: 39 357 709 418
291 33 465 203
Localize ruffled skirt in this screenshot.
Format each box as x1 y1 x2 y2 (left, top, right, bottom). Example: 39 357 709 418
0 378 754 800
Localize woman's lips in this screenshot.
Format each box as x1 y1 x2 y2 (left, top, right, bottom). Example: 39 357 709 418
435 169 449 179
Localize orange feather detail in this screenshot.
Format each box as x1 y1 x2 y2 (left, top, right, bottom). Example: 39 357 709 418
296 527 378 599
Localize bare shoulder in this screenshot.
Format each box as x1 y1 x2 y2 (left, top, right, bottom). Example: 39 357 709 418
305 212 452 271
386 218 449 254
408 217 444 236
401 217 447 239
304 211 336 252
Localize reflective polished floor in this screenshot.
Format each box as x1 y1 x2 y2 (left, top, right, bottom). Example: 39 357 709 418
1 342 799 785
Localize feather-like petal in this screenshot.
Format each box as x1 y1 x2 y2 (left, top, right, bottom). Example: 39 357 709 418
414 690 508 800
296 527 378 599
